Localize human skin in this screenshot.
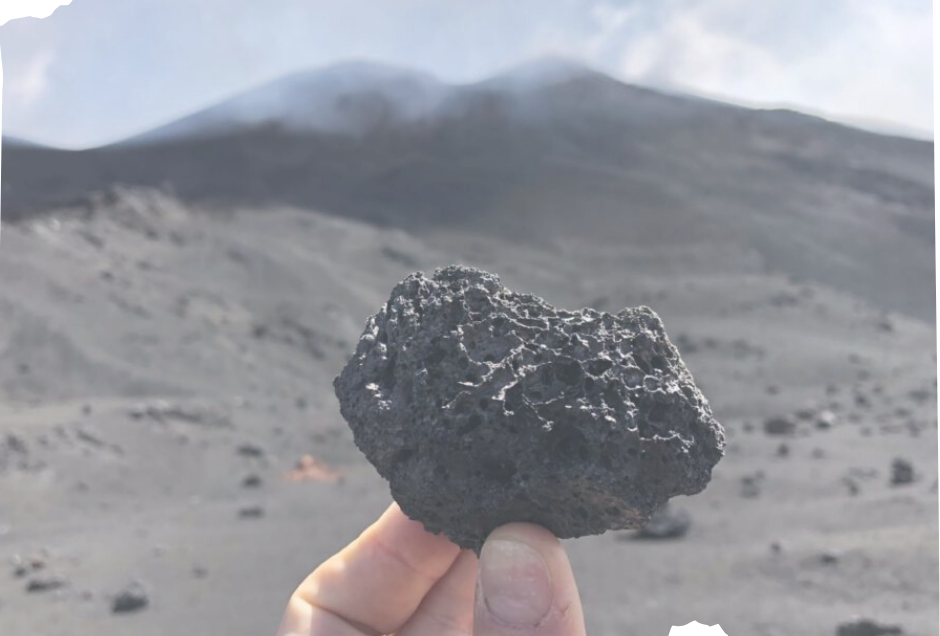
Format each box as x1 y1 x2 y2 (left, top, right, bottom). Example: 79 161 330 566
276 502 587 636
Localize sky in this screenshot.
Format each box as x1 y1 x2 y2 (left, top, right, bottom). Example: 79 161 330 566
0 0 933 149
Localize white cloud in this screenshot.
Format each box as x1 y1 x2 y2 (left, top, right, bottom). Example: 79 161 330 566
5 47 55 106
581 0 933 135
584 3 639 59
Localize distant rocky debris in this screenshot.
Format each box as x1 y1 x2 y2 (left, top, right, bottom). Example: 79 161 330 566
25 576 67 593
241 474 263 488
740 473 764 498
671 333 764 359
238 506 264 519
11 552 47 578
111 582 149 614
794 407 815 420
763 416 796 436
890 458 915 486
836 618 904 635
763 408 837 436
380 245 420 268
875 317 895 333
817 552 839 565
815 410 837 429
632 503 692 540
842 477 861 496
769 292 801 308
236 443 265 458
128 400 231 428
250 308 347 361
0 434 31 472
908 387 934 404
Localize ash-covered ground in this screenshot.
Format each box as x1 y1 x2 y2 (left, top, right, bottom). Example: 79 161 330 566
0 188 934 636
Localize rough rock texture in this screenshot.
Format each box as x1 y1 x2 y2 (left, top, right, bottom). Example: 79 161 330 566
334 266 725 552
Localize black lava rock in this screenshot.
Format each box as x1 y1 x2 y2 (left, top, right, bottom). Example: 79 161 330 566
25 576 67 593
890 458 915 486
111 582 149 614
763 416 796 436
334 266 724 552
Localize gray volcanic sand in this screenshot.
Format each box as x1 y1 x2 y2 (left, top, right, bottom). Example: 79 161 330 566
0 189 936 635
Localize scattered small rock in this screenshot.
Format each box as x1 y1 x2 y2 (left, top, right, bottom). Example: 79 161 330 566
128 401 231 428
795 407 816 421
192 565 209 579
111 582 149 614
769 542 782 555
3 434 28 457
763 417 796 436
818 552 839 565
842 477 861 496
632 504 692 540
890 458 914 486
236 443 265 458
741 474 763 498
816 410 837 430
238 506 264 519
775 443 790 458
26 576 67 593
811 448 826 460
875 318 894 333
242 474 263 488
836 618 904 636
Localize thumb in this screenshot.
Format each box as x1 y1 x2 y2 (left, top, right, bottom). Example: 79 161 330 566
474 523 587 636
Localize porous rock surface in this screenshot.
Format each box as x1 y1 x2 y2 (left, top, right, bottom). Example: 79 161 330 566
334 266 724 552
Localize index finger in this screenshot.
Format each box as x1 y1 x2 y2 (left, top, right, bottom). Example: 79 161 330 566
277 502 462 635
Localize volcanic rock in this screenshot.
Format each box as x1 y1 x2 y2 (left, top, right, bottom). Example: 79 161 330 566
836 618 904 636
890 458 915 486
111 582 149 614
633 503 692 540
763 416 796 436
334 266 724 552
25 576 67 593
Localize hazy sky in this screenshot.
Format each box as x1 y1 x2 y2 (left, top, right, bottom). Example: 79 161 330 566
0 0 933 148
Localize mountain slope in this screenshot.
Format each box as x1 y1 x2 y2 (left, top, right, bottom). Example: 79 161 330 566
122 61 449 145
1 60 934 321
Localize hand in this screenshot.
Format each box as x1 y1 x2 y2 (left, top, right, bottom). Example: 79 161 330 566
276 502 587 635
